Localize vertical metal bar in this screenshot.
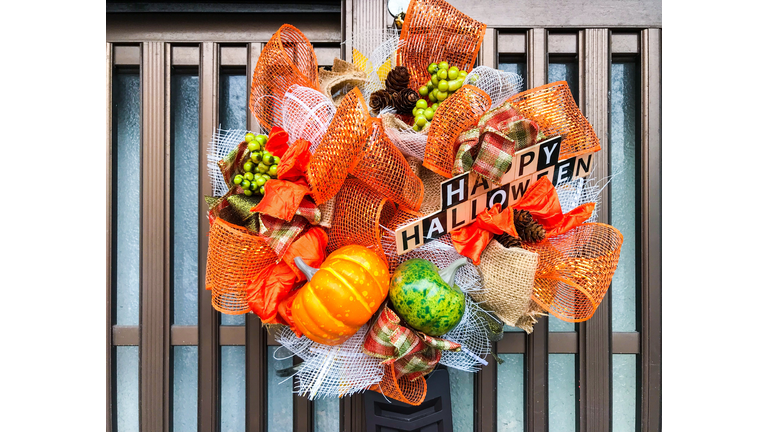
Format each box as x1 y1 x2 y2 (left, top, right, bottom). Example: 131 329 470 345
341 394 366 432
580 28 611 432
294 355 313 431
106 42 115 432
163 42 173 432
640 28 661 432
525 27 548 432
245 41 267 432
477 345 497 432
140 40 169 432
479 28 497 68
199 41 220 432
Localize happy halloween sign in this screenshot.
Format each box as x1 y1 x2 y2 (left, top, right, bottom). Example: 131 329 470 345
395 136 596 254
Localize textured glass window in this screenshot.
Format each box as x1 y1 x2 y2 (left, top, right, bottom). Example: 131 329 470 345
172 72 200 326
173 346 198 432
610 61 638 332
548 59 579 333
267 346 294 432
448 368 474 432
219 70 248 326
612 354 637 431
548 354 576 432
497 354 524 432
313 397 339 432
498 55 527 88
114 72 141 326
221 346 246 431
116 346 139 432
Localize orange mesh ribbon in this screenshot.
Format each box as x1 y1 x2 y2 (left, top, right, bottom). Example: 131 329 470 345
307 87 424 210
423 85 492 177
523 223 623 322
326 178 396 261
249 24 319 130
370 363 427 406
398 0 487 90
508 81 600 160
205 218 278 315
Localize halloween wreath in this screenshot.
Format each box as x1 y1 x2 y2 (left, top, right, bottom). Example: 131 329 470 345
204 0 623 405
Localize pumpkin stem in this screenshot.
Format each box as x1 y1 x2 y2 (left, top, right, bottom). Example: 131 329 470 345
439 258 468 287
294 257 318 281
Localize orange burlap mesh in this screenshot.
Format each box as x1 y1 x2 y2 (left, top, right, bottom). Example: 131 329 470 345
523 223 623 322
205 218 278 314
326 178 397 262
249 24 319 130
397 0 487 90
371 363 427 406
508 81 601 160
307 87 424 210
423 85 491 177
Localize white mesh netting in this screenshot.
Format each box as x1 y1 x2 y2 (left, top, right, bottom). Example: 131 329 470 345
282 84 336 153
464 66 524 109
276 324 384 400
343 28 403 102
438 297 492 371
207 128 258 197
384 120 429 160
555 172 611 223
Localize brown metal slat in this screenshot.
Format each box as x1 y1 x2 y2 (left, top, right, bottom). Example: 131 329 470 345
199 41 220 432
578 28 612 432
106 41 115 432
140 40 171 432
640 28 662 432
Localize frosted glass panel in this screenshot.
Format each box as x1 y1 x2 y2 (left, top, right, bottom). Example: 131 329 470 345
497 354 524 432
220 73 247 130
613 355 637 432
172 73 200 325
219 71 248 327
313 397 339 432
548 61 579 105
503 324 523 332
173 346 198 432
114 73 141 326
548 354 576 432
221 346 246 432
447 368 474 432
268 346 294 432
116 346 139 432
610 62 638 332
498 57 527 89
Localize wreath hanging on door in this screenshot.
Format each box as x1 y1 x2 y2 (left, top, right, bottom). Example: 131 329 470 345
204 0 623 405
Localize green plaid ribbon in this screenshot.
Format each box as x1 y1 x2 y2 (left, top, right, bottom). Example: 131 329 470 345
453 102 541 183
363 305 461 381
258 199 322 259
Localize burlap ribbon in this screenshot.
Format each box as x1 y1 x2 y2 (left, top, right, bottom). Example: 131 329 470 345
363 305 461 381
453 101 542 183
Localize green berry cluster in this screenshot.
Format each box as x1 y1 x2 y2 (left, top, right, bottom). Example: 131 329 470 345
413 61 468 131
232 132 280 196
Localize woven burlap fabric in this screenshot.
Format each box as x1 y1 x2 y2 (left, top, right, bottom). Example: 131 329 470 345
472 240 541 333
317 196 335 228
418 163 444 214
318 58 367 107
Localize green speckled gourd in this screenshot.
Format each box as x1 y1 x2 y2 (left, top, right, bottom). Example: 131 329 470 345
389 258 468 336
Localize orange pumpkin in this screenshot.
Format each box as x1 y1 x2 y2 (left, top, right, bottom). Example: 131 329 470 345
291 245 390 345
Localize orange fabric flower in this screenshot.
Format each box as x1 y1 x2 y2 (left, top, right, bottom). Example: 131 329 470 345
277 138 312 183
265 126 290 158
451 203 517 264
250 180 311 221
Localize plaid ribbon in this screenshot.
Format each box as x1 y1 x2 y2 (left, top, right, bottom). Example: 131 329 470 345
258 199 321 260
453 102 541 183
363 305 461 381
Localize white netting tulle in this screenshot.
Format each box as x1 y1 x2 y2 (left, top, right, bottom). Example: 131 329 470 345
464 66 524 109
282 84 336 153
555 173 610 223
384 123 429 160
438 297 492 371
208 128 251 197
276 324 384 399
343 28 403 102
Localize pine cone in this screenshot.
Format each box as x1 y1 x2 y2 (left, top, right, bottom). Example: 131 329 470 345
514 209 546 243
369 89 391 113
496 233 522 249
385 66 411 93
392 88 419 114
514 209 533 227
